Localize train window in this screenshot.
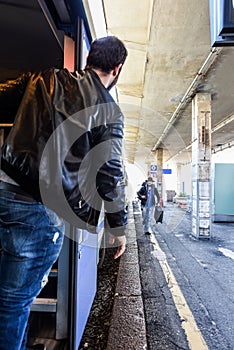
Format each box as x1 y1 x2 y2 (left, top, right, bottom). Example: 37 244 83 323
210 0 234 46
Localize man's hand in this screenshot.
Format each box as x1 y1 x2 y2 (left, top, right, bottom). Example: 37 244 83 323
109 234 126 259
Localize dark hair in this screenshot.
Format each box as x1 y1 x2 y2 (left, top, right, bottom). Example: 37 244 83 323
86 36 128 74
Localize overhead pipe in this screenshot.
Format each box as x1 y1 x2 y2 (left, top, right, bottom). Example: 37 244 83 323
152 47 222 151
167 109 234 162
212 140 234 153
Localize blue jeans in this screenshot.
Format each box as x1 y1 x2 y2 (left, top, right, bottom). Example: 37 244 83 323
143 206 155 233
0 189 64 350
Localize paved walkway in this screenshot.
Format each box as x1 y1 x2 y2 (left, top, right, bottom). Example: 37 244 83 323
107 202 147 350
107 201 234 350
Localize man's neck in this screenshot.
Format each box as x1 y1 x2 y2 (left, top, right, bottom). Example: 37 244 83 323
91 68 112 89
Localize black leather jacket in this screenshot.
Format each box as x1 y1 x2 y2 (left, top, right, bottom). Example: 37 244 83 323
0 68 127 234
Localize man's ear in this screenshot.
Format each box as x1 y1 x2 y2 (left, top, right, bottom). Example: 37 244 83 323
113 63 122 76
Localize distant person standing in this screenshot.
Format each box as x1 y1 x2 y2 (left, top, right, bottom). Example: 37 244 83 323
138 177 160 235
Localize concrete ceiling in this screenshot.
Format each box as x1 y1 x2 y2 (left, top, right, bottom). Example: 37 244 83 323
0 0 233 168
103 0 234 165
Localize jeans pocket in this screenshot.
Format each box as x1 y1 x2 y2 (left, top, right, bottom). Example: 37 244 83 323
0 218 35 256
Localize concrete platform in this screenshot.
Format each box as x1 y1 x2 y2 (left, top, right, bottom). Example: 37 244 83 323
107 201 234 350
106 204 147 350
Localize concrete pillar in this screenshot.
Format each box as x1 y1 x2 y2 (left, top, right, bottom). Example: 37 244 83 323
156 148 163 205
176 163 182 195
147 155 153 178
192 93 211 239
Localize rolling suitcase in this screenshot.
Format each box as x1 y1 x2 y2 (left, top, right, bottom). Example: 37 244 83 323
154 205 163 223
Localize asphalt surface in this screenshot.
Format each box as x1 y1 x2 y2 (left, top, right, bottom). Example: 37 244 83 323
135 202 234 350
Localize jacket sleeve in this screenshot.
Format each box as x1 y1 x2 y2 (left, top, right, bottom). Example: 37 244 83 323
137 190 142 200
0 73 31 121
137 186 145 200
94 121 128 236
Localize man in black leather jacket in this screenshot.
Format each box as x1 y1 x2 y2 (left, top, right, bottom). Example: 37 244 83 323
0 36 128 350
137 177 160 235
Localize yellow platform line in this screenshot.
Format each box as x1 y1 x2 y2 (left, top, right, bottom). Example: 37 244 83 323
150 234 208 350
